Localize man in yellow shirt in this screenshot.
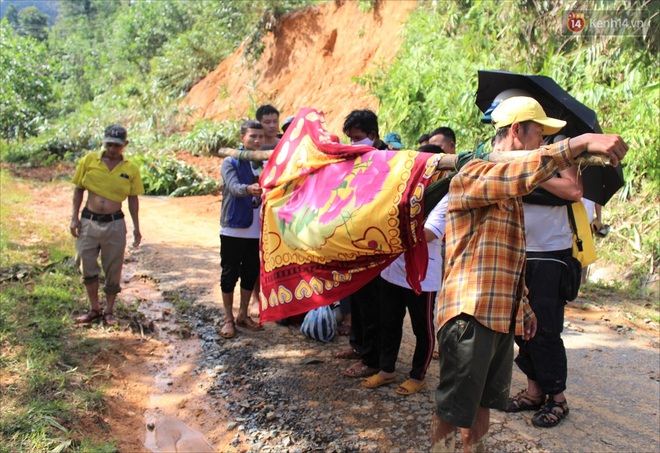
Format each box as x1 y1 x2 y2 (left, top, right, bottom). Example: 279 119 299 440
70 124 144 326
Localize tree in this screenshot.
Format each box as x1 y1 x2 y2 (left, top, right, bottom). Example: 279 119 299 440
0 20 54 139
17 6 49 41
5 4 19 30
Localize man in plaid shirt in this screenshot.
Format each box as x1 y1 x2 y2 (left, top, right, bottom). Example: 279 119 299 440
430 100 628 452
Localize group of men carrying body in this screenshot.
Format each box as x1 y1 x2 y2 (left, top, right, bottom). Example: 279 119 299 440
70 97 628 452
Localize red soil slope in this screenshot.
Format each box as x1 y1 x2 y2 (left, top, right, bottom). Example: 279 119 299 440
182 0 416 135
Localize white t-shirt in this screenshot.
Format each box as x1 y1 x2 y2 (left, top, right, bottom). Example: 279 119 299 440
380 195 448 292
523 202 573 251
582 198 596 222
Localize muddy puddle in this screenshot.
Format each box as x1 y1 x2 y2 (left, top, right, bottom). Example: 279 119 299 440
121 259 216 452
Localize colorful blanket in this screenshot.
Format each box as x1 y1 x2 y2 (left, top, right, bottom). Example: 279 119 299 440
258 108 444 322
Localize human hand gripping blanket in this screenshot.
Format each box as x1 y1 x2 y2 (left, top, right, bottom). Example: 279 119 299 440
258 108 445 322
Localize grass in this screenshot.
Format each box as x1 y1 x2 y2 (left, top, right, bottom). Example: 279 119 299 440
0 170 116 451
579 280 660 324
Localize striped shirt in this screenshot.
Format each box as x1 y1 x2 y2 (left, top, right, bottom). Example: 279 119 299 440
438 139 575 335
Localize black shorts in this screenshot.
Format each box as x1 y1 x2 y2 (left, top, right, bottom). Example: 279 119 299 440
220 235 260 293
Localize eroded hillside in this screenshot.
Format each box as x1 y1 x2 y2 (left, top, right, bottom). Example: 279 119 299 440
182 0 416 135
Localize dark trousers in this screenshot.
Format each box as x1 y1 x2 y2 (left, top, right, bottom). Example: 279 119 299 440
515 250 569 396
349 277 382 369
379 279 436 380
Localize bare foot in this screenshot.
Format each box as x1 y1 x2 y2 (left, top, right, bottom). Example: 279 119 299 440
248 300 260 318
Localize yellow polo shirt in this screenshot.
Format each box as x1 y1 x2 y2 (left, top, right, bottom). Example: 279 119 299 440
72 151 144 202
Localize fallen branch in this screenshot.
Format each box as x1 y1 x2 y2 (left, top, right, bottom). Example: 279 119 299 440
215 147 613 169
215 148 273 161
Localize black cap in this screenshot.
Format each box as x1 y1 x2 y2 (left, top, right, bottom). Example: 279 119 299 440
103 124 127 146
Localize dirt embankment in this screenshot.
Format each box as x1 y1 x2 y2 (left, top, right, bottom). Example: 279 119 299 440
182 0 416 135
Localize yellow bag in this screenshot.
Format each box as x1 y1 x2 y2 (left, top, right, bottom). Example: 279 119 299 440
567 201 596 266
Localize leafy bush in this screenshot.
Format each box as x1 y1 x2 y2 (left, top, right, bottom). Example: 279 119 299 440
132 151 220 197
179 120 242 156
1 113 104 165
360 0 659 287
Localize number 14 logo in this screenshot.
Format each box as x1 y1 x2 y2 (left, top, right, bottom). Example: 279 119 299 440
567 12 587 33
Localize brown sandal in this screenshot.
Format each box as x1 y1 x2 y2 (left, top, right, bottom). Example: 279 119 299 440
75 309 102 324
104 312 118 327
236 317 263 331
334 347 361 359
343 361 379 378
220 321 236 339
505 389 544 412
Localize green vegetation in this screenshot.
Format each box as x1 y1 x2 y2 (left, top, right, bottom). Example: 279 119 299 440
0 171 114 451
0 1 658 449
133 151 219 197
1 0 309 197
360 0 659 290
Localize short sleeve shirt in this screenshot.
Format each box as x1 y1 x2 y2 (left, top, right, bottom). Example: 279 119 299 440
72 151 144 202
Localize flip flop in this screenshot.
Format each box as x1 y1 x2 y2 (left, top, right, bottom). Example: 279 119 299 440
396 379 427 395
236 317 263 331
220 321 236 339
361 374 396 389
343 361 378 378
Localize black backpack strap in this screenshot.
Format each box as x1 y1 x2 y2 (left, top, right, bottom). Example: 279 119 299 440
566 204 583 252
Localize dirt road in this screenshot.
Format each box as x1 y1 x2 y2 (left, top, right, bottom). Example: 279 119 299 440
108 192 660 452
31 178 660 452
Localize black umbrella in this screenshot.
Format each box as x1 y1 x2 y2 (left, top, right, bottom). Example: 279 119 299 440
476 69 624 205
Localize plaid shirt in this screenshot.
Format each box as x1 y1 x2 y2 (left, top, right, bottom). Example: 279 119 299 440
438 139 575 335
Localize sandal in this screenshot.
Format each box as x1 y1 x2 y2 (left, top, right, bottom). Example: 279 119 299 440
337 323 352 336
103 312 118 327
396 379 427 395
504 389 544 413
220 321 236 339
236 317 263 331
532 398 569 428
75 309 102 324
361 374 396 389
344 361 379 378
334 347 361 359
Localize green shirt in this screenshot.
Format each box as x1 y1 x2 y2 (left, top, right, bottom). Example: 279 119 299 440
72 151 144 202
